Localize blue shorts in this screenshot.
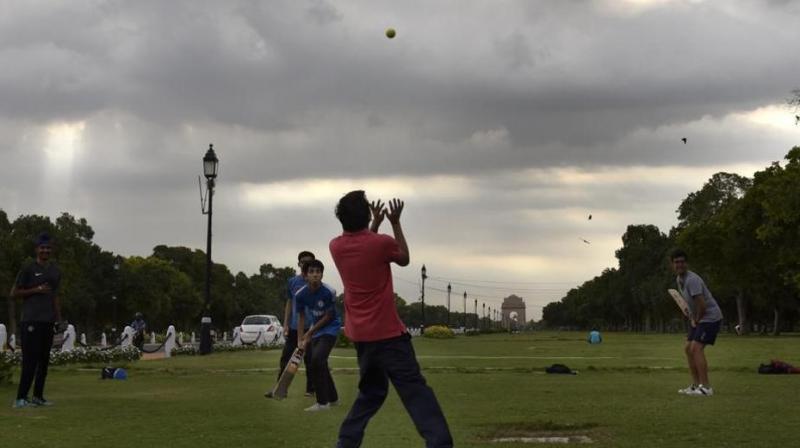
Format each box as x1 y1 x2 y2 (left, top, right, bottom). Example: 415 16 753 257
687 320 722 345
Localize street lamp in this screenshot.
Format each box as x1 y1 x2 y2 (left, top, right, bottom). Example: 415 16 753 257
463 291 467 329
446 283 451 327
420 265 427 333
200 144 218 355
482 302 486 331
474 298 477 330
112 256 122 335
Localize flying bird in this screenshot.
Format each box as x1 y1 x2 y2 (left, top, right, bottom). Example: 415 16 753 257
795 115 799 125
579 238 591 245
588 214 592 220
681 138 687 144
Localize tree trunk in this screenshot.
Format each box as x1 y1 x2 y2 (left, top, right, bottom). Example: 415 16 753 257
772 308 780 336
735 290 748 335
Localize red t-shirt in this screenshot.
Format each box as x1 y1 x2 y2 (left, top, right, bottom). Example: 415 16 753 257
329 229 407 342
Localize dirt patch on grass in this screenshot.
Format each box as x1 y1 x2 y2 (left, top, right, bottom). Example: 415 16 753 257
478 421 600 444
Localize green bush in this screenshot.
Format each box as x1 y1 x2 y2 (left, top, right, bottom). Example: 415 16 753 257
0 346 141 367
0 352 13 384
170 341 281 357
423 325 455 339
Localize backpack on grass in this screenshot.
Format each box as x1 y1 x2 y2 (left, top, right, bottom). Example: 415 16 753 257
546 363 577 375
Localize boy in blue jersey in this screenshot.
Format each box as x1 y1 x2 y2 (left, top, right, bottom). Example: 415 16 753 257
297 259 341 412
269 251 315 398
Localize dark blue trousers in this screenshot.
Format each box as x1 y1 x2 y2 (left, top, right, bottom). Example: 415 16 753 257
337 334 453 448
16 322 54 400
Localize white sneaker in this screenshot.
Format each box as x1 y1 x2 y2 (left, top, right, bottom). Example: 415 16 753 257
687 385 713 396
678 385 697 395
304 403 331 412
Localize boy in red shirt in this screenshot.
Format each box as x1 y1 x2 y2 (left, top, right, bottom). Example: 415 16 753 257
330 191 452 448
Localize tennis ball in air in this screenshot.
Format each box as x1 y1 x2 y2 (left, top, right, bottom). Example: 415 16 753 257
386 28 396 39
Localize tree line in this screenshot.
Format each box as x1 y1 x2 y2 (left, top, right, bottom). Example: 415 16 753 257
0 211 501 338
0 211 294 337
542 147 800 335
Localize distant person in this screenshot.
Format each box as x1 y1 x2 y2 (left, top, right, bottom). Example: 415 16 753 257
267 251 315 398
296 260 341 412
330 191 453 448
588 329 602 344
131 312 147 349
671 249 723 397
10 233 63 408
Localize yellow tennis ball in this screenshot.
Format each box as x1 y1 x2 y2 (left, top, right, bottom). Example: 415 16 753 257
386 28 396 39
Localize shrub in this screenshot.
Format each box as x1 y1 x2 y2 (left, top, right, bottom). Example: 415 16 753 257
0 352 13 384
0 346 141 368
170 341 282 357
423 325 455 339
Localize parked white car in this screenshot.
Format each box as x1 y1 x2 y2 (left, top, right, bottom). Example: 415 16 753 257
239 315 282 344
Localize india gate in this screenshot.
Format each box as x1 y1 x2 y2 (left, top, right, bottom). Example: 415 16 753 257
501 295 526 329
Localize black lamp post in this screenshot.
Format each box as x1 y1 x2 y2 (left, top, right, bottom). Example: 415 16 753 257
446 283 451 327
200 144 218 355
462 291 467 329
482 303 486 330
474 298 478 330
420 265 427 333
112 256 122 335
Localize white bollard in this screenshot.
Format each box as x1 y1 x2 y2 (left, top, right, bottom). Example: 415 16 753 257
80 333 87 346
101 332 108 347
60 324 76 352
232 327 242 346
222 331 227 342
120 326 135 348
150 332 156 345
191 332 196 345
179 332 184 345
0 323 7 352
9 334 17 351
163 325 177 358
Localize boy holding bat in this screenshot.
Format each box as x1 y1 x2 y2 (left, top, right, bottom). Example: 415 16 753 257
670 249 723 397
296 259 341 412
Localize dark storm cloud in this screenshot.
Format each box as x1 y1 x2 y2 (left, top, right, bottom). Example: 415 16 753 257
2 0 798 183
2 0 799 303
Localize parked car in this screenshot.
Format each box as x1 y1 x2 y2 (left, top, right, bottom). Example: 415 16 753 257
239 315 282 344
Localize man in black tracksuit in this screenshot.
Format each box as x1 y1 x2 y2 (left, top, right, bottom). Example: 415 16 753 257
11 233 62 409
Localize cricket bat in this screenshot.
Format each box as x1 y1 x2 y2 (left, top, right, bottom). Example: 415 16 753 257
268 347 304 400
667 289 690 318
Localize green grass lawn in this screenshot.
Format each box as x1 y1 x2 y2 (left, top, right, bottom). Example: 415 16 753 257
2 332 800 447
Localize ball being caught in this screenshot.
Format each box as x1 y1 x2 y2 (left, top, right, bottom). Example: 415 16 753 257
385 28 396 39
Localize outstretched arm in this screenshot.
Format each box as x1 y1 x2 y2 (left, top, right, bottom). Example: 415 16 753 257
386 199 410 266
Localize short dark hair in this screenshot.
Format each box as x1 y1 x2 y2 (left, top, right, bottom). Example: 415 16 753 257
302 259 325 275
35 232 52 247
297 251 315 262
670 249 688 261
335 190 370 232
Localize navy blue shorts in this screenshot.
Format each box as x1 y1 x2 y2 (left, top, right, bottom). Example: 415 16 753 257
687 320 722 345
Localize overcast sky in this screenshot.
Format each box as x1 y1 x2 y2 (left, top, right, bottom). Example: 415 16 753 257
2 0 799 319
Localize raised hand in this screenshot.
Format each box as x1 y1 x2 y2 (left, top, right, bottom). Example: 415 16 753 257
386 198 404 225
370 200 385 225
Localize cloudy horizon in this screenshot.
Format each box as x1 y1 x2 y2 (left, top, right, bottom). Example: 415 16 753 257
2 0 799 319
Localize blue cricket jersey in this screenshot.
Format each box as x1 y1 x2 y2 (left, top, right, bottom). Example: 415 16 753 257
294 283 341 338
